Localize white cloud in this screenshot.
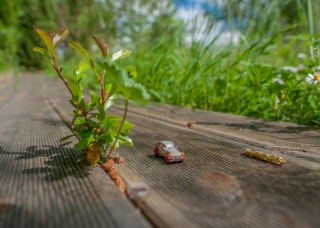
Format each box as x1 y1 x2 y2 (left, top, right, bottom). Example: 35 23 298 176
174 6 240 45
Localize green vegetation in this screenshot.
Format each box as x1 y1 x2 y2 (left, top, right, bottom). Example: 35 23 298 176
123 0 320 125
0 0 20 70
2 0 320 125
33 26 149 164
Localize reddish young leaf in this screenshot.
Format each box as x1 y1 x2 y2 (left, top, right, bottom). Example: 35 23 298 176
47 31 53 43
91 35 109 58
53 29 69 47
33 26 55 58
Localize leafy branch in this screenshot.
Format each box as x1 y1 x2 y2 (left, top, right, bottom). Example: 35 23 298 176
33 26 149 165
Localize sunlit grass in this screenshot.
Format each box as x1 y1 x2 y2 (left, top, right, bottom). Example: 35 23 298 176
44 0 320 126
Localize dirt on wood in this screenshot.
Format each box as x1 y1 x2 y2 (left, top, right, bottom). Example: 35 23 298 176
101 159 126 195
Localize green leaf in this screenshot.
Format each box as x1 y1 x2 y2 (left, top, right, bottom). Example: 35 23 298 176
108 82 119 99
74 117 87 125
103 117 110 132
69 40 99 79
59 135 75 142
33 47 46 55
72 110 78 117
66 76 83 102
65 76 78 96
53 29 69 47
89 113 99 119
121 121 135 135
281 73 296 88
33 26 55 58
105 84 113 92
119 135 134 147
33 47 53 63
73 62 89 84
128 83 151 104
125 66 138 79
88 91 101 107
98 134 113 144
91 35 109 58
98 133 117 147
96 58 129 96
96 58 150 103
73 124 86 133
105 83 119 100
97 103 105 121
273 83 286 93
74 117 99 128
74 138 93 149
104 94 117 110
69 100 78 109
78 98 86 110
74 131 95 148
111 49 132 61
247 65 273 84
108 115 122 131
97 158 104 164
108 116 122 121
68 41 90 62
108 116 123 121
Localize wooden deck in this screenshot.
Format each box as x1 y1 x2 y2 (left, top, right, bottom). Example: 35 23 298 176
1 73 320 228
0 74 151 228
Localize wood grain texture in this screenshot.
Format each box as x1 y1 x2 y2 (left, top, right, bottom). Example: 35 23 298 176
40 73 320 228
0 74 151 228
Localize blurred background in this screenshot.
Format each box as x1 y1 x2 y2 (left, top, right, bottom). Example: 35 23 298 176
1 0 320 125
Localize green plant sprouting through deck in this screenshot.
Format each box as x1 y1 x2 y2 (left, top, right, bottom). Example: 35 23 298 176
33 26 150 165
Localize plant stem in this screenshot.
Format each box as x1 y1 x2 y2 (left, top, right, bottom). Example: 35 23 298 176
99 69 106 104
307 0 314 59
106 99 128 161
52 63 73 96
52 60 91 124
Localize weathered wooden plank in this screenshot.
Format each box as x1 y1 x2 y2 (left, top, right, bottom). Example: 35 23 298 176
121 102 320 155
0 73 16 106
41 73 320 228
0 74 151 228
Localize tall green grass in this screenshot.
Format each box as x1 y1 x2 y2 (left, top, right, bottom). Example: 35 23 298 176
123 0 319 125
46 0 320 125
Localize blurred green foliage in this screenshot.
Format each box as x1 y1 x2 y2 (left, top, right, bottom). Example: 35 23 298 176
1 0 320 125
17 0 58 69
0 0 20 70
0 0 175 70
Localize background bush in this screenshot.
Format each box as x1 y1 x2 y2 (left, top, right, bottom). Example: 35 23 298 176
1 0 320 125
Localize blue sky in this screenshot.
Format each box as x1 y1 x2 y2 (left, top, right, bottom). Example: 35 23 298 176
172 0 223 18
172 0 240 45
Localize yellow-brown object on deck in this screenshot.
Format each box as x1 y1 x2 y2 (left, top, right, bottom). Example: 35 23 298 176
87 143 101 165
244 148 286 166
